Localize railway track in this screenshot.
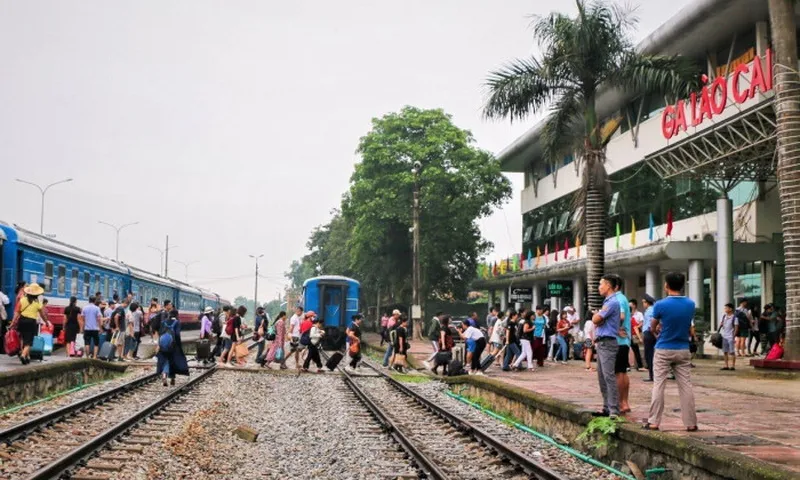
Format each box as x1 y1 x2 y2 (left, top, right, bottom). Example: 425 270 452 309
321 350 568 480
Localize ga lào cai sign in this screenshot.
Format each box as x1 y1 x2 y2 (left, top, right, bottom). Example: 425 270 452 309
661 48 773 139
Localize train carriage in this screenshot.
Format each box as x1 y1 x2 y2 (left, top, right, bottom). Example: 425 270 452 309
0 222 128 332
302 275 360 349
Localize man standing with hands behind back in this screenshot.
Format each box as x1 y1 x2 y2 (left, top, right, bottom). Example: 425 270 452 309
591 275 622 419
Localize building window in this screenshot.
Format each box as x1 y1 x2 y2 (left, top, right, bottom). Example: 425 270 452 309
523 226 533 242
608 192 620 215
557 211 570 232
57 266 66 295
534 222 544 240
44 262 54 293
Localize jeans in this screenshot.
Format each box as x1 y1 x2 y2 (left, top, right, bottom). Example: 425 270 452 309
556 335 568 361
595 338 620 415
382 344 394 366
503 343 521 370
255 340 266 363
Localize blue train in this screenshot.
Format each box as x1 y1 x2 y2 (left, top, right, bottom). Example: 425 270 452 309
0 222 228 332
302 275 360 349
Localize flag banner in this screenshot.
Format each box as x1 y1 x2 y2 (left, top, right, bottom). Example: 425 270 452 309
666 209 674 237
544 243 549 265
564 238 570 259
648 213 655 242
631 217 637 246
615 222 621 250
575 237 581 258
535 247 541 268
527 249 533 269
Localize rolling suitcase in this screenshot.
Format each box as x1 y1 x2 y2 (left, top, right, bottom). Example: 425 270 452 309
196 339 211 361
30 335 45 361
573 342 584 360
479 345 506 372
447 359 466 376
41 333 54 356
98 341 116 361
325 352 344 371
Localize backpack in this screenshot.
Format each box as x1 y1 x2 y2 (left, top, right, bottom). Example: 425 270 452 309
300 330 311 346
159 320 176 353
427 319 440 341
225 316 235 336
389 328 398 347
212 315 222 335
266 321 277 341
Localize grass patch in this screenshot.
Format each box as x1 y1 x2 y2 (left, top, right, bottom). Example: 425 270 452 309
390 373 432 383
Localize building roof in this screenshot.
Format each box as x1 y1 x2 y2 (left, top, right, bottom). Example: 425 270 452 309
497 0 771 172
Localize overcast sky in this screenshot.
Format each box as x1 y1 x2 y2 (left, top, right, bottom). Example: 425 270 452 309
0 0 692 301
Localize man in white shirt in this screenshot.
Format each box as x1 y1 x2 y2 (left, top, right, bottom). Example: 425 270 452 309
565 306 581 359
289 305 304 367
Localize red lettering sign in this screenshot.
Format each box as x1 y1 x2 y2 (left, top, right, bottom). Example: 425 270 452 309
661 48 773 139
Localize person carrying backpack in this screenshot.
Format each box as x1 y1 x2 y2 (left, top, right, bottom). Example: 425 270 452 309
156 309 188 386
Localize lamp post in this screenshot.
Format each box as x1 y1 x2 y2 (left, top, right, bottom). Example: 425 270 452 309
148 244 179 276
174 260 198 283
250 254 264 313
411 160 422 340
98 220 139 262
16 178 73 234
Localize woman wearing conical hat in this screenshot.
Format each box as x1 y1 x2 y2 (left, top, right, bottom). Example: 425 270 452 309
16 283 45 364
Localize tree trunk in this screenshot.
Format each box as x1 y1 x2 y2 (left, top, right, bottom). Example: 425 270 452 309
769 0 800 361
584 151 607 313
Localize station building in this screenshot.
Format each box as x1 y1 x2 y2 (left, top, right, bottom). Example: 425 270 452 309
475 0 793 328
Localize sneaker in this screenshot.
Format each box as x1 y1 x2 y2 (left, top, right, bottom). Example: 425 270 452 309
560 361 568 365
474 371 485 376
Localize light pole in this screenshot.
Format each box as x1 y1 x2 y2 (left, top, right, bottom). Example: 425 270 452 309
174 260 198 283
148 244 178 276
16 178 73 234
250 254 264 312
98 221 139 261
411 160 422 340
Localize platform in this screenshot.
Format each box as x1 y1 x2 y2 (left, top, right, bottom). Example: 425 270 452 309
363 332 800 474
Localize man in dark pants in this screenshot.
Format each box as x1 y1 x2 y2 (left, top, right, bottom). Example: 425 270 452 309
591 275 622 418
641 294 657 382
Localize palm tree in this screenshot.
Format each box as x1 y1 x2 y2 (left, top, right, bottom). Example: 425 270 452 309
483 0 698 310
767 0 800 361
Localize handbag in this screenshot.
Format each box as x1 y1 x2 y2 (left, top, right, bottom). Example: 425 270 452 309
275 346 284 362
234 342 249 359
57 329 66 346
393 353 408 367
4 329 20 357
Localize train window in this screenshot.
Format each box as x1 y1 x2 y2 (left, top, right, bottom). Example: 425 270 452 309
57 265 66 295
44 262 54 293
71 269 78 296
94 274 100 295
83 272 90 298
104 277 109 299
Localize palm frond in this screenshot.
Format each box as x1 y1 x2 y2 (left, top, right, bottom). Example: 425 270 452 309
483 56 567 121
609 53 701 99
540 91 585 167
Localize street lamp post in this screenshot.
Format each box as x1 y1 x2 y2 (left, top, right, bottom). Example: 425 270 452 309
411 160 422 340
98 221 139 262
148 244 179 276
16 178 73 234
174 260 198 283
250 254 264 313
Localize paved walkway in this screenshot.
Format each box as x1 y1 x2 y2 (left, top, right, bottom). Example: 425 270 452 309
364 332 800 473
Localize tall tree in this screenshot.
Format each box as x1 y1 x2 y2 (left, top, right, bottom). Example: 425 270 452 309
768 0 800 360
346 106 510 337
483 0 698 310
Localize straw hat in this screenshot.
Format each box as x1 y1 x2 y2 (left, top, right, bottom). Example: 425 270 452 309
24 284 44 296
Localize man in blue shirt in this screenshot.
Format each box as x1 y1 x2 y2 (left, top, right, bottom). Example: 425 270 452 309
80 296 102 359
641 294 657 382
591 274 622 418
644 272 698 432
611 276 632 413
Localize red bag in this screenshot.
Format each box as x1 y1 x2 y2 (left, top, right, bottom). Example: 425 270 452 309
57 329 66 345
40 322 54 335
5 329 20 357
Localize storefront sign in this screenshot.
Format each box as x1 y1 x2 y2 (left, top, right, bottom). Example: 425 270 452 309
509 287 533 303
661 48 773 139
546 281 572 298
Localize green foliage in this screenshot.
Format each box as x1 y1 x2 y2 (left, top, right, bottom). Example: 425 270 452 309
576 416 624 451
390 373 432 384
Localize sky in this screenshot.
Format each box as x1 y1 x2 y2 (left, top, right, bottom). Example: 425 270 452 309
0 0 693 302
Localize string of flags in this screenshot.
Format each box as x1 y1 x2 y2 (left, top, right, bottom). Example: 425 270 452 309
478 209 674 278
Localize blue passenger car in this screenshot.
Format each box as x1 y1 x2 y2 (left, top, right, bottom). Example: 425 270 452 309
302 275 360 349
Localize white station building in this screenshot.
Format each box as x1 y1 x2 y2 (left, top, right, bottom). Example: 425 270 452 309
475 0 792 329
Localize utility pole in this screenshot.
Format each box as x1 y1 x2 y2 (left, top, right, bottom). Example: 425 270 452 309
411 160 423 340
149 244 178 276
16 178 73 234
175 260 198 283
250 254 264 313
98 221 139 262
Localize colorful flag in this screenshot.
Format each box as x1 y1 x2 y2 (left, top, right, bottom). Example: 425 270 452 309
564 238 570 258
519 252 525 270
648 213 654 242
615 222 621 250
631 217 636 246
527 249 533 269
492 262 498 277
666 209 674 237
575 237 581 258
499 259 506 275
544 243 549 265
535 246 541 268
554 240 559 262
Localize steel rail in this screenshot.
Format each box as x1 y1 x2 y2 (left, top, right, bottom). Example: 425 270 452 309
26 366 217 480
320 350 449 480
0 371 159 445
355 351 569 480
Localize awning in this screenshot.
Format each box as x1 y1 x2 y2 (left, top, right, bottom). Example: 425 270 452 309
644 100 777 181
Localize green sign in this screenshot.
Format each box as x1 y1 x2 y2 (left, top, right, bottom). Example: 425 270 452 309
547 281 572 298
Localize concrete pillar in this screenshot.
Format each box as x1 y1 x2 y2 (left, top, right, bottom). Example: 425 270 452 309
499 288 508 312
572 277 584 321
550 296 560 312
756 21 769 57
710 268 717 329
688 260 704 309
532 283 541 309
645 266 661 298
761 261 774 307
716 197 733 330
